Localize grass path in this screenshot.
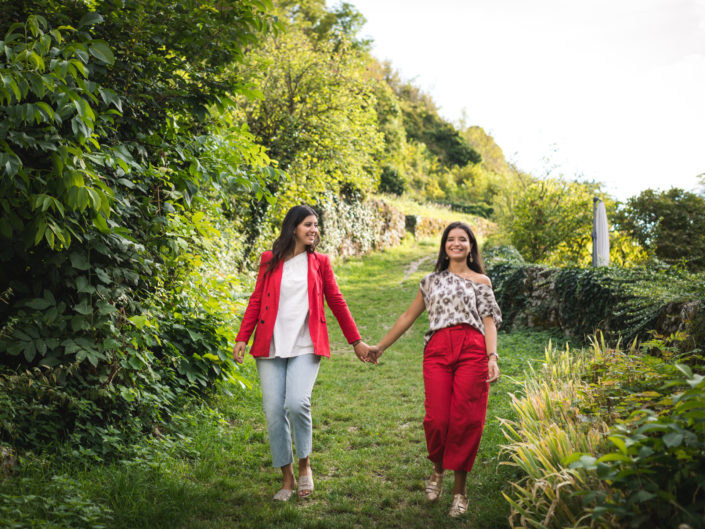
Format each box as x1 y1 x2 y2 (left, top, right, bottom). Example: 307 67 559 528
2 239 574 529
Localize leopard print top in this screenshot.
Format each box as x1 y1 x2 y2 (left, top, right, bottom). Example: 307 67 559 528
419 269 502 345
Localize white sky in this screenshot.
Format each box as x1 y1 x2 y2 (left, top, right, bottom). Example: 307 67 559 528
334 0 705 200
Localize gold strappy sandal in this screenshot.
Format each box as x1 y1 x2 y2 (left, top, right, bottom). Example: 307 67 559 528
449 493 468 517
425 470 444 502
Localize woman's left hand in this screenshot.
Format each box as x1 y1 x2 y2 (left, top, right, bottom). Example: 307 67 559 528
487 357 500 383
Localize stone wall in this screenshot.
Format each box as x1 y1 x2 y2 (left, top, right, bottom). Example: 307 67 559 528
488 261 704 345
318 196 406 260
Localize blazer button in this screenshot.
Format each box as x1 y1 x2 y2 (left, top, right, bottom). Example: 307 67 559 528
260 319 264 324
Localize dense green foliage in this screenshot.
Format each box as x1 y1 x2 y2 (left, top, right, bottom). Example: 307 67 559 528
0 1 278 451
1 2 702 527
615 187 705 271
573 362 705 528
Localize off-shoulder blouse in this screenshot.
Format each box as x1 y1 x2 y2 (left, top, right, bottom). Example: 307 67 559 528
419 269 502 346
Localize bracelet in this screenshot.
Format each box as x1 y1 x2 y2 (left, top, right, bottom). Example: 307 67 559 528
487 352 499 360
352 340 362 346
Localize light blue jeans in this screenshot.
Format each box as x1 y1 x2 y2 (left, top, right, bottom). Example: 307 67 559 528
256 354 321 468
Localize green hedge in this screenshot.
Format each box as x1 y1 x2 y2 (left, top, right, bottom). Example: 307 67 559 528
486 248 705 347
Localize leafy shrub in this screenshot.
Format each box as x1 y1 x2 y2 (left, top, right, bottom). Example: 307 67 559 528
570 364 705 529
0 474 112 528
615 188 705 271
379 166 406 195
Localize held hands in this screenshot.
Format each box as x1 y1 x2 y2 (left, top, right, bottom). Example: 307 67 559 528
367 344 383 364
353 341 384 364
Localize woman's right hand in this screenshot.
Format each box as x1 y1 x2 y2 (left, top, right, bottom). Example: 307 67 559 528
233 341 247 364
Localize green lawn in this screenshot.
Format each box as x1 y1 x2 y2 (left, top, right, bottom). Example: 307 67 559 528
0 238 574 529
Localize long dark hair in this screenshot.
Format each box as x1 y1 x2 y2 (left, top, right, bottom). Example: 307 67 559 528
267 205 320 273
434 222 485 274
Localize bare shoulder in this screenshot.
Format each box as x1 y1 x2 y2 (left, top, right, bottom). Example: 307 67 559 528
471 273 492 287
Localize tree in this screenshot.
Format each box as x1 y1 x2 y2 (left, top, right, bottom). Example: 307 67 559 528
615 188 705 271
506 178 600 264
236 20 384 258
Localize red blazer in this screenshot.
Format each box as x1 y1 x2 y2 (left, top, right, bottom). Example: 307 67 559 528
235 251 361 358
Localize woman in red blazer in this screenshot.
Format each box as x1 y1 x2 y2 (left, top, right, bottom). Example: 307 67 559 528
233 205 372 501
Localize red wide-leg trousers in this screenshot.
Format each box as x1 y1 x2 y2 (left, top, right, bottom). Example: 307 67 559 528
423 324 489 472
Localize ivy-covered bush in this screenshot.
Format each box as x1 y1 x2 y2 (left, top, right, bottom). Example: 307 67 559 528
0 3 278 453
316 193 406 259
486 256 705 347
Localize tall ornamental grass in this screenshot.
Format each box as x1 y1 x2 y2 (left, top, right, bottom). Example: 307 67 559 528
500 342 612 529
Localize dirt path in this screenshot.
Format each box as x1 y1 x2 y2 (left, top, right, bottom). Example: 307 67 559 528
402 254 434 281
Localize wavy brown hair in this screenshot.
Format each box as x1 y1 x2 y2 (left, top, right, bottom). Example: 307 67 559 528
434 221 485 274
267 205 319 273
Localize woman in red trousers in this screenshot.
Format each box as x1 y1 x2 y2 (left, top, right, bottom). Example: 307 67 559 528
370 221 501 518
233 205 372 501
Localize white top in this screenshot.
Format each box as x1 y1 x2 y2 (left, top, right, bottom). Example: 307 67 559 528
269 252 315 358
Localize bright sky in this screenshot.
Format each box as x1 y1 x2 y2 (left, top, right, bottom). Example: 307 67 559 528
335 0 705 200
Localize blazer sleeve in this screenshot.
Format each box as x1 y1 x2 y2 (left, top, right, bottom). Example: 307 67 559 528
235 253 268 343
320 254 362 344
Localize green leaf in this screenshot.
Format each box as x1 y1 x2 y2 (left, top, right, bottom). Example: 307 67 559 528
70 251 90 270
26 297 52 310
597 453 631 463
97 301 117 315
23 341 37 362
98 87 122 111
79 12 104 28
73 97 95 123
73 299 93 315
95 267 111 283
88 41 114 65
93 213 109 233
674 363 693 379
662 432 684 448
128 315 150 329
44 227 55 249
75 275 95 294
632 490 655 503
608 435 628 455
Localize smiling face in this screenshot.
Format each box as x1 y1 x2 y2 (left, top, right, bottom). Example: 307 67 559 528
293 215 319 249
445 228 472 262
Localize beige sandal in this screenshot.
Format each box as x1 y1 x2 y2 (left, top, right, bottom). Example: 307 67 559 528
273 487 295 501
425 469 444 502
298 474 314 497
449 493 468 517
